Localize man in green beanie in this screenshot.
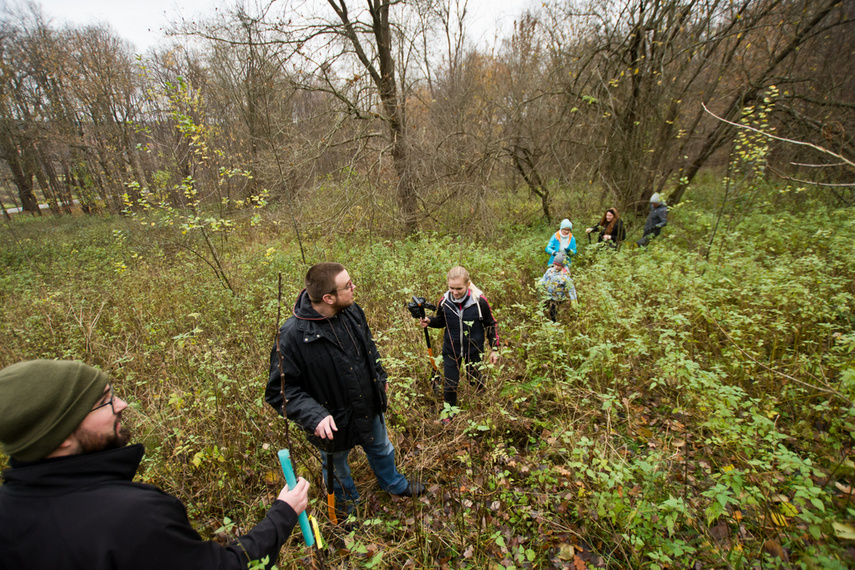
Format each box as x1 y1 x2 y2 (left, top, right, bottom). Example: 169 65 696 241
0 359 310 570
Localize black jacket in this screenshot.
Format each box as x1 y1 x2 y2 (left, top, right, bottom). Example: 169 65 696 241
426 289 499 359
266 290 388 453
0 444 297 570
591 218 626 246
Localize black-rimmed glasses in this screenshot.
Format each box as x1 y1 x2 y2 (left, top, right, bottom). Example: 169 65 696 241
89 387 116 414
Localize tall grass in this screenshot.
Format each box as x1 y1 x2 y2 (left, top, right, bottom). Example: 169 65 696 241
1 184 853 568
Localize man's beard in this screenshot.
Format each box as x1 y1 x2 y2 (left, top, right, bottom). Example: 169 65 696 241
332 296 354 312
75 415 132 455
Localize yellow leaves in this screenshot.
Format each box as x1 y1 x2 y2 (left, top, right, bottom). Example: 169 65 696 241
191 451 205 468
769 512 788 527
262 471 279 487
779 501 799 518
636 426 654 439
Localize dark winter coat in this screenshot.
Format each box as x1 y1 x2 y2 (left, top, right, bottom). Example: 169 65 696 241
426 288 499 360
643 202 668 236
591 218 626 245
266 290 388 453
0 444 297 570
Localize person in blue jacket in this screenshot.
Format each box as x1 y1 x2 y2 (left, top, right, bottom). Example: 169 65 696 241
545 219 577 266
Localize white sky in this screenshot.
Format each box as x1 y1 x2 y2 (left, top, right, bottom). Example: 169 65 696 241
33 0 533 53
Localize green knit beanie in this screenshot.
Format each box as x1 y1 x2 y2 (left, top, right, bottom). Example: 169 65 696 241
0 360 109 462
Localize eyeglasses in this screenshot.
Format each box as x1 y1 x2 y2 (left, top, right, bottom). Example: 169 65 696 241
333 280 355 293
90 387 116 414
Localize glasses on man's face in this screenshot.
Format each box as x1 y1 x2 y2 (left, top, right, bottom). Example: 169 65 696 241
333 280 355 293
90 387 116 414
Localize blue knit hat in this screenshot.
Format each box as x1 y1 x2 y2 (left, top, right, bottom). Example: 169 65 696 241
560 219 572 230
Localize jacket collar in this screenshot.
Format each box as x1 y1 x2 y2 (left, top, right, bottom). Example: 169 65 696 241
442 289 477 311
2 443 145 495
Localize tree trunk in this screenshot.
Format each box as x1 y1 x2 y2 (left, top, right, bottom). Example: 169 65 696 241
669 0 842 205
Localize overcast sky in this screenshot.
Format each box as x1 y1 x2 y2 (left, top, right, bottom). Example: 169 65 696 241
33 0 532 53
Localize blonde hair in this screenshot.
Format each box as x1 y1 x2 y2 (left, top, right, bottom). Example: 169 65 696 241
447 266 470 283
447 266 482 297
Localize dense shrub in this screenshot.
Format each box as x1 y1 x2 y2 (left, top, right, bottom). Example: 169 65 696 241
1 183 854 568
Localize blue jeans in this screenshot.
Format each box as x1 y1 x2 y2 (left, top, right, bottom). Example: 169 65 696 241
321 414 408 510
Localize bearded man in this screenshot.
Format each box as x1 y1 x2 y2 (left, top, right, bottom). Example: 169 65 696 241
0 359 309 569
265 262 425 515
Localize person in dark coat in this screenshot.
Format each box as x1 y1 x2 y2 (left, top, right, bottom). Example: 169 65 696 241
585 207 626 248
637 193 668 247
419 266 499 420
266 262 425 514
0 359 309 570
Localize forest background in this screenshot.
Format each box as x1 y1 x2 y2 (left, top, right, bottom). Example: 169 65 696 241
1 0 855 568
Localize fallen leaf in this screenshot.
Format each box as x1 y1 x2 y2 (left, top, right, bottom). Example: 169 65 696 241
557 544 575 561
779 502 799 517
573 555 587 570
769 512 788 527
709 521 729 542
763 539 789 561
833 522 855 540
262 471 279 486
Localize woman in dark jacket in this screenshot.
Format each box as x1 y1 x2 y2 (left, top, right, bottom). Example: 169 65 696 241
419 266 499 421
586 207 626 248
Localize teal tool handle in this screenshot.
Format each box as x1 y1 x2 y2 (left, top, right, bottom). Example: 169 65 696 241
277 449 315 547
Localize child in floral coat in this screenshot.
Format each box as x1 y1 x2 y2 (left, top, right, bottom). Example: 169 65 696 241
538 253 577 322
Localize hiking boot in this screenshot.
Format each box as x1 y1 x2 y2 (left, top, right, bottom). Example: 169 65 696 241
397 481 426 497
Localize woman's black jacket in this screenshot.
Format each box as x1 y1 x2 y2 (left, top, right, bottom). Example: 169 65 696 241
425 289 499 360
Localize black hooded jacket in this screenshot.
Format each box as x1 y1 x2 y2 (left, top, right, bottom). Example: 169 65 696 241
643 202 668 236
265 290 388 453
0 444 298 570
425 288 499 360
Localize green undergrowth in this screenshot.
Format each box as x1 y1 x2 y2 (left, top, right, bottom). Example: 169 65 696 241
1 191 854 569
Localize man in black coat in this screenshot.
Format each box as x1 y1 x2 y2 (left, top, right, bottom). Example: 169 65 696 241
266 262 424 514
0 359 309 570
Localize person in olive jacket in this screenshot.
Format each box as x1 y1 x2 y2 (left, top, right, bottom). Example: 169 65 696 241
0 359 309 570
266 262 425 514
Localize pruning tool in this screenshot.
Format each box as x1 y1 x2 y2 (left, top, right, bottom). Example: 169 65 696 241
326 442 338 525
407 296 442 396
